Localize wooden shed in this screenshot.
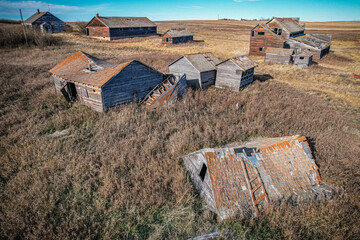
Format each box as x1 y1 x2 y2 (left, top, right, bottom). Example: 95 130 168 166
85 14 157 40
23 9 65 33
49 52 164 112
162 29 193 44
215 56 257 91
168 53 220 89
265 47 295 65
293 49 313 67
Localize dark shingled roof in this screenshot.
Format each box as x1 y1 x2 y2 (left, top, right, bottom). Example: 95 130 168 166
164 28 193 38
24 12 47 24
96 16 156 28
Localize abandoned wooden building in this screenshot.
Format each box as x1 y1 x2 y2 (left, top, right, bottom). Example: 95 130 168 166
23 9 65 33
250 17 331 59
215 56 257 91
162 28 193 44
85 14 157 40
168 53 220 89
293 49 313 67
265 47 295 65
49 51 164 112
183 135 331 220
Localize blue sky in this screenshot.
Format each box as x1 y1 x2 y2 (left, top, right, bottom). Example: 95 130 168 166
1 0 360 22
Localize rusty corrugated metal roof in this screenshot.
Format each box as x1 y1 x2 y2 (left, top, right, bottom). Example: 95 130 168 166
49 52 132 87
184 135 325 219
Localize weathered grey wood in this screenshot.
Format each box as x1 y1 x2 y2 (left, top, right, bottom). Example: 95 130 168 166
102 61 163 109
24 11 65 33
169 57 201 88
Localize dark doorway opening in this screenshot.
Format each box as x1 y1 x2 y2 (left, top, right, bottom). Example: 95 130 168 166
86 28 89 36
67 82 77 100
199 163 207 181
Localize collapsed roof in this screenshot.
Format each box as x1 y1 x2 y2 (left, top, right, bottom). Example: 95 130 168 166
291 34 330 49
183 136 331 220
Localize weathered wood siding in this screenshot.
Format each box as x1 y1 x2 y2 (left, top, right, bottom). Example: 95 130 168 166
267 21 288 39
215 61 242 91
265 54 292 65
240 68 255 87
162 33 173 44
183 155 217 213
200 70 216 89
169 57 201 89
294 55 312 67
102 61 163 109
31 12 65 33
286 39 329 59
250 25 285 56
86 18 109 38
109 27 157 40
53 75 103 112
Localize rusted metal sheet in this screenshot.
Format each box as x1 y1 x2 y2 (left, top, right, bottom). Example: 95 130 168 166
183 135 331 220
142 74 187 109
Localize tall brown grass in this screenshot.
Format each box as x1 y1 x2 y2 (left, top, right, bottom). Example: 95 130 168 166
0 25 60 48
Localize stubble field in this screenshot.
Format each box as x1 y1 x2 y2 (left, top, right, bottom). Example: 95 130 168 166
0 20 359 239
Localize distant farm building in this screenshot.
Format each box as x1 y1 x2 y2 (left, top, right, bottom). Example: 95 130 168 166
162 29 193 44
183 135 331 220
293 49 313 67
168 53 220 89
265 47 294 65
85 14 157 40
23 9 65 33
215 56 257 91
250 17 331 59
49 52 164 112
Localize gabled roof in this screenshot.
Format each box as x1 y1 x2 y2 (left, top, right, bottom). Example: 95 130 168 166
219 56 257 71
164 28 193 38
294 49 313 57
184 135 325 219
270 17 304 34
169 53 220 72
49 52 152 88
88 16 156 28
24 12 48 24
265 47 294 56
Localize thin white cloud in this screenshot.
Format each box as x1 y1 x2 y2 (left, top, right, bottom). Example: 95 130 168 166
0 0 106 16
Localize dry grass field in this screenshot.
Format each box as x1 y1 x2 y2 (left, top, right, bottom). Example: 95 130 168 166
0 20 359 239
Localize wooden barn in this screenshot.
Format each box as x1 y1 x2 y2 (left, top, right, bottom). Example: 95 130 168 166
250 17 331 59
85 14 157 40
23 9 65 33
162 28 193 44
183 135 330 220
293 49 313 67
265 47 295 65
168 53 220 89
49 52 164 112
215 56 257 91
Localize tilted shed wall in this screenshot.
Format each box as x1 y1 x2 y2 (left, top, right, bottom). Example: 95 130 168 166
109 27 157 39
169 57 201 89
294 55 312 67
102 61 163 109
215 61 242 91
265 54 292 64
200 70 217 89
250 25 285 56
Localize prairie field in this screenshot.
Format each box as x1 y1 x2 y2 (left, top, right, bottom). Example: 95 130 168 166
0 20 360 239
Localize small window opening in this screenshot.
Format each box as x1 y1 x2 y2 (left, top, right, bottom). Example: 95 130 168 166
199 163 207 181
258 31 265 35
259 47 263 52
300 56 304 60
278 28 282 35
251 31 254 37
165 37 169 42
